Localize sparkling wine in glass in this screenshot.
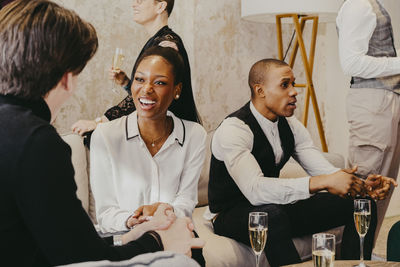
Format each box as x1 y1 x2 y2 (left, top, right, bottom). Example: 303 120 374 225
248 212 268 267
353 199 371 267
111 47 125 93
312 233 335 267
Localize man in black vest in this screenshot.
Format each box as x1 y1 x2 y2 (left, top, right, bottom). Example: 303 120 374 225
207 59 393 266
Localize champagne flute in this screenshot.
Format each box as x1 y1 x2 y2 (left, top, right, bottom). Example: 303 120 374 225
248 212 268 267
110 47 125 93
312 233 335 267
353 199 371 267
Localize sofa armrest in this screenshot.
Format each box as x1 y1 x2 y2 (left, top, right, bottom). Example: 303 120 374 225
280 153 345 179
61 133 89 213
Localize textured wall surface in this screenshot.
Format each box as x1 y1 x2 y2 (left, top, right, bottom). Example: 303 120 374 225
192 0 276 131
51 0 400 161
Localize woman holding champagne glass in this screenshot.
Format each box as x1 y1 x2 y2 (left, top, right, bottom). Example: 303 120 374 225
71 0 200 138
90 46 206 265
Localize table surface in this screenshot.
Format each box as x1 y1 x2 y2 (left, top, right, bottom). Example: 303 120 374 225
285 260 400 266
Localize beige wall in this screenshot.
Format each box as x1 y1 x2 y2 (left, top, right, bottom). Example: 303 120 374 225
192 0 276 131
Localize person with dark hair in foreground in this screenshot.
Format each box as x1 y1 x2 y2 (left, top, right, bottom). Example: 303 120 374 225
71 0 200 141
207 59 396 267
0 1 203 266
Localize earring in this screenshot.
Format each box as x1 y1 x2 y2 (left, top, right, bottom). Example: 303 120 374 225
175 94 180 99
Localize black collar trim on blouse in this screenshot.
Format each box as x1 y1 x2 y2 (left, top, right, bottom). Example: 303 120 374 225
175 118 185 147
126 116 139 141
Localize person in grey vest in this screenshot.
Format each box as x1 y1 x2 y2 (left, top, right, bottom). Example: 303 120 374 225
337 0 400 241
205 59 397 267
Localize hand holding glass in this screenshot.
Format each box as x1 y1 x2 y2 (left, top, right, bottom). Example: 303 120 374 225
248 212 268 267
312 233 335 267
353 199 371 267
110 48 125 93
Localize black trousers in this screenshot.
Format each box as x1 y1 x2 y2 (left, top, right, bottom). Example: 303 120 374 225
213 193 377 267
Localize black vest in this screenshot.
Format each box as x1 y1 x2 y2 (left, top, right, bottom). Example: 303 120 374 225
208 102 295 213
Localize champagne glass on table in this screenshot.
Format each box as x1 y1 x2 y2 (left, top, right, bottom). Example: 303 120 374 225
248 212 268 267
312 233 335 267
110 47 125 93
353 199 371 267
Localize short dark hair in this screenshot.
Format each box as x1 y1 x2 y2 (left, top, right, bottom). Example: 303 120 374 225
135 46 200 123
248 58 288 98
156 0 174 17
0 0 98 100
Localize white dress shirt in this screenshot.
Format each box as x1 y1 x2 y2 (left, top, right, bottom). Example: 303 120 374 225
210 102 338 208
336 0 400 78
90 111 206 233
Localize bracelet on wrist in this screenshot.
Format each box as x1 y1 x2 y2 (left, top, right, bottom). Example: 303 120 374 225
113 234 123 246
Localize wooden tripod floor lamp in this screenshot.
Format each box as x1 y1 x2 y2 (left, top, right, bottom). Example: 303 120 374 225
241 0 341 152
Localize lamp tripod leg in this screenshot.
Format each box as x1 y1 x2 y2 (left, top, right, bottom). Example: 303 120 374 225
275 14 328 152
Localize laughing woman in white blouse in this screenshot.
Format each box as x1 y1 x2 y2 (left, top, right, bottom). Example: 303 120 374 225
90 46 206 234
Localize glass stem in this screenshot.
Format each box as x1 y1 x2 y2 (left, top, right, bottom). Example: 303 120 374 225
255 254 260 267
111 81 118 93
360 236 364 262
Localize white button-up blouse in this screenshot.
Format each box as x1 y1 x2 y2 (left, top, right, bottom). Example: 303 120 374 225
90 111 207 233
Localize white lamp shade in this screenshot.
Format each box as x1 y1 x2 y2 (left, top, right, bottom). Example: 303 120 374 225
241 0 343 23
